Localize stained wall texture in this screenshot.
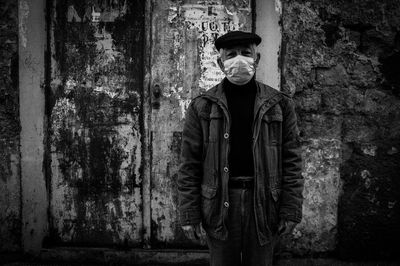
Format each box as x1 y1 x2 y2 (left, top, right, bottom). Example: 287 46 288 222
48 0 146 246
0 0 21 253
280 0 400 259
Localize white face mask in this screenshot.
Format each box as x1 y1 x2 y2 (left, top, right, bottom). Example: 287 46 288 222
222 55 255 85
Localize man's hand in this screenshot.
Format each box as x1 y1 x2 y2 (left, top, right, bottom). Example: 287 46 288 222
278 220 297 236
181 223 207 245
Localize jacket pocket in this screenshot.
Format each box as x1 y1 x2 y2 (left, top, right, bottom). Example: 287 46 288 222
261 112 282 145
201 184 217 199
201 184 218 226
271 188 281 202
208 112 223 142
263 113 283 123
269 187 282 231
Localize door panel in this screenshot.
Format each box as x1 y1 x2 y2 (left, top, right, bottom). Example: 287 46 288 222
150 0 253 246
48 0 145 246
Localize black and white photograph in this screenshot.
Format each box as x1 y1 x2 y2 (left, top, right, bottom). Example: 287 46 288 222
1 0 399 265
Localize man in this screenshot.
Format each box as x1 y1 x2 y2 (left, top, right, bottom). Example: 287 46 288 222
178 31 303 266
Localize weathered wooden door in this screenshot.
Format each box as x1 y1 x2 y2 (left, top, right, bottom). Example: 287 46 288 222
148 1 252 247
48 0 146 247
48 0 252 247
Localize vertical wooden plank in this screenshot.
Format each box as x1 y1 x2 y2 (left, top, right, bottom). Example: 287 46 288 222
142 0 154 248
0 0 21 253
19 0 48 254
255 0 282 89
150 0 252 247
48 0 145 246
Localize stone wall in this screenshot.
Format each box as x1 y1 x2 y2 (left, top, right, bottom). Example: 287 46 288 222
280 0 400 259
0 0 21 253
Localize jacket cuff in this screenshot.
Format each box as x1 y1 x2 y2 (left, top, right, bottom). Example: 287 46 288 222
279 208 302 223
179 208 201 226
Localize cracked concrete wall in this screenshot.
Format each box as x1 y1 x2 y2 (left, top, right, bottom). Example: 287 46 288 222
0 0 21 253
280 0 400 259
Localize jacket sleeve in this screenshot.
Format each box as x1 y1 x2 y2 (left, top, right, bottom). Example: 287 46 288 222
279 96 304 223
177 100 203 226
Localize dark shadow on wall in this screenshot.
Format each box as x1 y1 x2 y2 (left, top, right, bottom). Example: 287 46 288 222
338 141 400 259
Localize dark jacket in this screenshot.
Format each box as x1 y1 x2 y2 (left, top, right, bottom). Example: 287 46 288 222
178 79 303 245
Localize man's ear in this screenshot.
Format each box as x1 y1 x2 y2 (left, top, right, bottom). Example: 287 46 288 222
255 52 261 67
217 57 224 72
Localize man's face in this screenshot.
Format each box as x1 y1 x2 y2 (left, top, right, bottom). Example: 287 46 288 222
217 43 260 70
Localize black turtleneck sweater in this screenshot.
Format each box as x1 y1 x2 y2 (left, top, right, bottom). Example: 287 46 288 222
224 78 257 178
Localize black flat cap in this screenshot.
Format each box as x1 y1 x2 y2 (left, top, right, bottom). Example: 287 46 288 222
215 31 262 50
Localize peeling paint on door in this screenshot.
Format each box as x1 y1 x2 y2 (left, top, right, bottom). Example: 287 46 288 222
150 0 252 247
48 0 145 246
18 0 29 48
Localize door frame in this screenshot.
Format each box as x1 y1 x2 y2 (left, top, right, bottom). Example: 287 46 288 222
19 0 282 254
19 0 48 255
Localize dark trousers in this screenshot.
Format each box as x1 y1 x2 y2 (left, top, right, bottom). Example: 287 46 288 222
206 187 277 266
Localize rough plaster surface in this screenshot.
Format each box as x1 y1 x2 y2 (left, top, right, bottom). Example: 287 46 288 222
280 0 400 258
293 139 341 253
0 0 21 253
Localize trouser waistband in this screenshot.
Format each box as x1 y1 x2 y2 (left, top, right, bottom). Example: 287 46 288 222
228 179 254 189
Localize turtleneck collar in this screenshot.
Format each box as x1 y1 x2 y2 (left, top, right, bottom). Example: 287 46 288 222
224 77 257 93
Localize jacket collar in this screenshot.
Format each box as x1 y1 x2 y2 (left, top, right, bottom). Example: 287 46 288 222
202 78 282 112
